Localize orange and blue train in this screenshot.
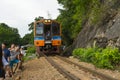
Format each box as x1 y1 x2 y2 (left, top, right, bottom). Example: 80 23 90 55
34 19 62 54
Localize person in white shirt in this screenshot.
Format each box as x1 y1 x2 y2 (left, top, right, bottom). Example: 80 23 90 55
9 45 20 74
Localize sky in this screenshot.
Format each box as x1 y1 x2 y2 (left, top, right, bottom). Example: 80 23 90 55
0 0 62 37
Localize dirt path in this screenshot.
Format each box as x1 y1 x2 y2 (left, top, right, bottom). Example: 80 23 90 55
13 56 120 80
19 57 67 80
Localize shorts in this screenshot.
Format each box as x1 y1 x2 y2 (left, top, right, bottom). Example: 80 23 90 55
10 59 20 67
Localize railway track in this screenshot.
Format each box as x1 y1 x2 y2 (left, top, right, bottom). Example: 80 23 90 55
55 55 118 80
37 47 118 80
42 53 80 80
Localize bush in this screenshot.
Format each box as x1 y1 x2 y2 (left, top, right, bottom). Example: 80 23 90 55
73 48 85 58
72 47 120 69
26 46 36 54
23 46 36 61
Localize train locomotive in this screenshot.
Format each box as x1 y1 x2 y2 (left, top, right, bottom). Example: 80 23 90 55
34 19 62 54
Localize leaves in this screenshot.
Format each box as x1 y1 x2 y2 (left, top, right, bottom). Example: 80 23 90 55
57 0 104 45
26 16 44 45
26 46 36 53
22 32 34 44
28 16 44 31
0 23 21 46
73 47 120 69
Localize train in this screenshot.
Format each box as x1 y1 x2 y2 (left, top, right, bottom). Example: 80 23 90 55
34 18 62 55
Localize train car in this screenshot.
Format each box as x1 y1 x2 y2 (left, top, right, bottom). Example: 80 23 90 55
34 19 61 54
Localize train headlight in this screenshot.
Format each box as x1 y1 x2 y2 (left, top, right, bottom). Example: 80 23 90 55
48 20 51 22
45 20 47 23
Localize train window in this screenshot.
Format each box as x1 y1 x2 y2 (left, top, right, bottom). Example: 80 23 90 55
52 22 60 35
36 23 43 35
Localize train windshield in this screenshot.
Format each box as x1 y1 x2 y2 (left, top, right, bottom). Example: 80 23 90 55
52 22 60 35
36 23 44 36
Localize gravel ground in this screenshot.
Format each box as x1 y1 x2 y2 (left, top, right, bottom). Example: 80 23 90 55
12 56 120 80
68 56 120 80
18 57 67 80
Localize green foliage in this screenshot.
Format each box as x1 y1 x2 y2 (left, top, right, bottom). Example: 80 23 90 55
57 0 76 46
22 32 34 45
89 0 104 24
25 16 43 45
73 47 120 69
57 0 105 45
0 23 21 46
28 16 44 31
23 46 36 61
26 46 36 54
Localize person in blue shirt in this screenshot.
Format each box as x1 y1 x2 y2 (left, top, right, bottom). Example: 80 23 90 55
2 43 11 62
2 43 11 77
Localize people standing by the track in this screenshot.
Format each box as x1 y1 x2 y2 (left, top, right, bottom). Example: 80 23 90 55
20 46 26 56
9 44 16 75
15 45 22 71
0 45 5 80
1 43 26 79
9 45 21 74
19 47 25 70
1 43 11 77
2 43 11 63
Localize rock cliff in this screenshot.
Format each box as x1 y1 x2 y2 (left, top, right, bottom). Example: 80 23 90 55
65 0 120 55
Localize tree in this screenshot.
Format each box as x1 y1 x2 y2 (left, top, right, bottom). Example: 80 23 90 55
57 0 101 46
57 0 76 46
23 16 44 45
22 32 34 45
28 16 44 31
0 23 21 46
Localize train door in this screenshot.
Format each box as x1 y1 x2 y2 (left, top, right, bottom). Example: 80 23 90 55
44 24 51 40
